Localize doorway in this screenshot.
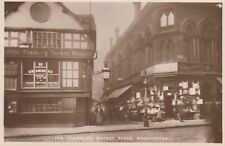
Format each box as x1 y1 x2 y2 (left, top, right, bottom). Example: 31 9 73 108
164 95 173 118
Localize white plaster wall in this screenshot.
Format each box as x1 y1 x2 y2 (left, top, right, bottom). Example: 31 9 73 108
5 2 83 30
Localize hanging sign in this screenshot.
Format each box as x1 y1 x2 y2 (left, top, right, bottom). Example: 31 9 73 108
189 88 196 95
163 86 169 91
136 92 141 99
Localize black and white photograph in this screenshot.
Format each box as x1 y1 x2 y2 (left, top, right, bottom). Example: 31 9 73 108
3 0 223 144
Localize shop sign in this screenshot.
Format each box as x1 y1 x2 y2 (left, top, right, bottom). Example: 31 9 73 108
189 88 196 95
141 63 178 76
5 47 93 59
163 86 169 91
196 99 203 104
136 92 141 99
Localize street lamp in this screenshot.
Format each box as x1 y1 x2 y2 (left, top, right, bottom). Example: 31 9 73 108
102 63 110 81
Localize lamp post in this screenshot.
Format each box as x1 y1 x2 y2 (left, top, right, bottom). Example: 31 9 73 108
102 63 110 81
143 77 149 127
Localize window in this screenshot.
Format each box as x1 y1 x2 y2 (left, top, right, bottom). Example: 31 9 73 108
160 14 167 27
22 60 60 88
61 33 88 49
20 98 76 113
199 39 213 63
4 31 27 47
160 12 175 27
33 31 61 48
168 12 175 25
62 62 79 88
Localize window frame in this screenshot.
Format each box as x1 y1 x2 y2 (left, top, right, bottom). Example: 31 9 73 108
61 61 80 89
21 60 60 89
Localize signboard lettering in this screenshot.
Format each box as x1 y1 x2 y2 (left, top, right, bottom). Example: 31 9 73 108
5 47 93 59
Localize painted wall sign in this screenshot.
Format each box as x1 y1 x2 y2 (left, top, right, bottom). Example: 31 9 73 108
5 47 93 59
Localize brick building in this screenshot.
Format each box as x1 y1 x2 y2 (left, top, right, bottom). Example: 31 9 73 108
103 3 222 120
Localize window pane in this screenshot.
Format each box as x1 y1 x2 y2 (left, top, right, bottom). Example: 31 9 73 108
72 79 78 87
73 71 79 78
48 75 59 87
73 42 80 48
67 79 72 87
73 62 78 70
73 34 80 40
81 42 88 49
63 71 67 78
168 12 174 25
65 33 72 40
11 39 18 47
23 75 34 87
63 79 67 87
67 71 72 78
62 62 67 69
48 61 59 74
19 32 26 43
65 41 72 48
23 61 34 74
11 32 18 37
160 14 167 27
67 62 72 70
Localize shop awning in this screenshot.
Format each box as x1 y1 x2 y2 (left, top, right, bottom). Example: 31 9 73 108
105 85 132 100
216 77 222 84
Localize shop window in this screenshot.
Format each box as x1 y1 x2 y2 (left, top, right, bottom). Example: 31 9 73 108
19 98 63 113
33 31 61 48
22 60 60 88
61 33 88 49
160 11 175 28
62 62 79 88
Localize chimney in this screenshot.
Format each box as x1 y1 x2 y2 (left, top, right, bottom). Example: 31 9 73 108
115 27 120 41
109 37 114 49
133 2 141 17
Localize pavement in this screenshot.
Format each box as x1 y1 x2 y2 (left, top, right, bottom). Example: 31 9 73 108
4 119 210 138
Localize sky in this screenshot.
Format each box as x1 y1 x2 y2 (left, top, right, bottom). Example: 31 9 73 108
64 2 137 71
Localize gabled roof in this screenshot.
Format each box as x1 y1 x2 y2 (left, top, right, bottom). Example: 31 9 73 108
4 2 96 31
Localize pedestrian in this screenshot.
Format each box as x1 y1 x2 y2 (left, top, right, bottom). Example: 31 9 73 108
176 98 184 122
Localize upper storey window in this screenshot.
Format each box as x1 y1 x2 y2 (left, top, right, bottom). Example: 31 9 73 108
5 30 89 49
33 31 61 48
61 33 88 49
5 31 26 47
160 11 175 28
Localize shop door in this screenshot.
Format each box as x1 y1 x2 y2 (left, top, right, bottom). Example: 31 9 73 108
75 98 88 126
164 96 173 118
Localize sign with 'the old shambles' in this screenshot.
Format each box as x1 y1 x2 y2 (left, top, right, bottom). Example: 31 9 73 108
5 47 93 59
